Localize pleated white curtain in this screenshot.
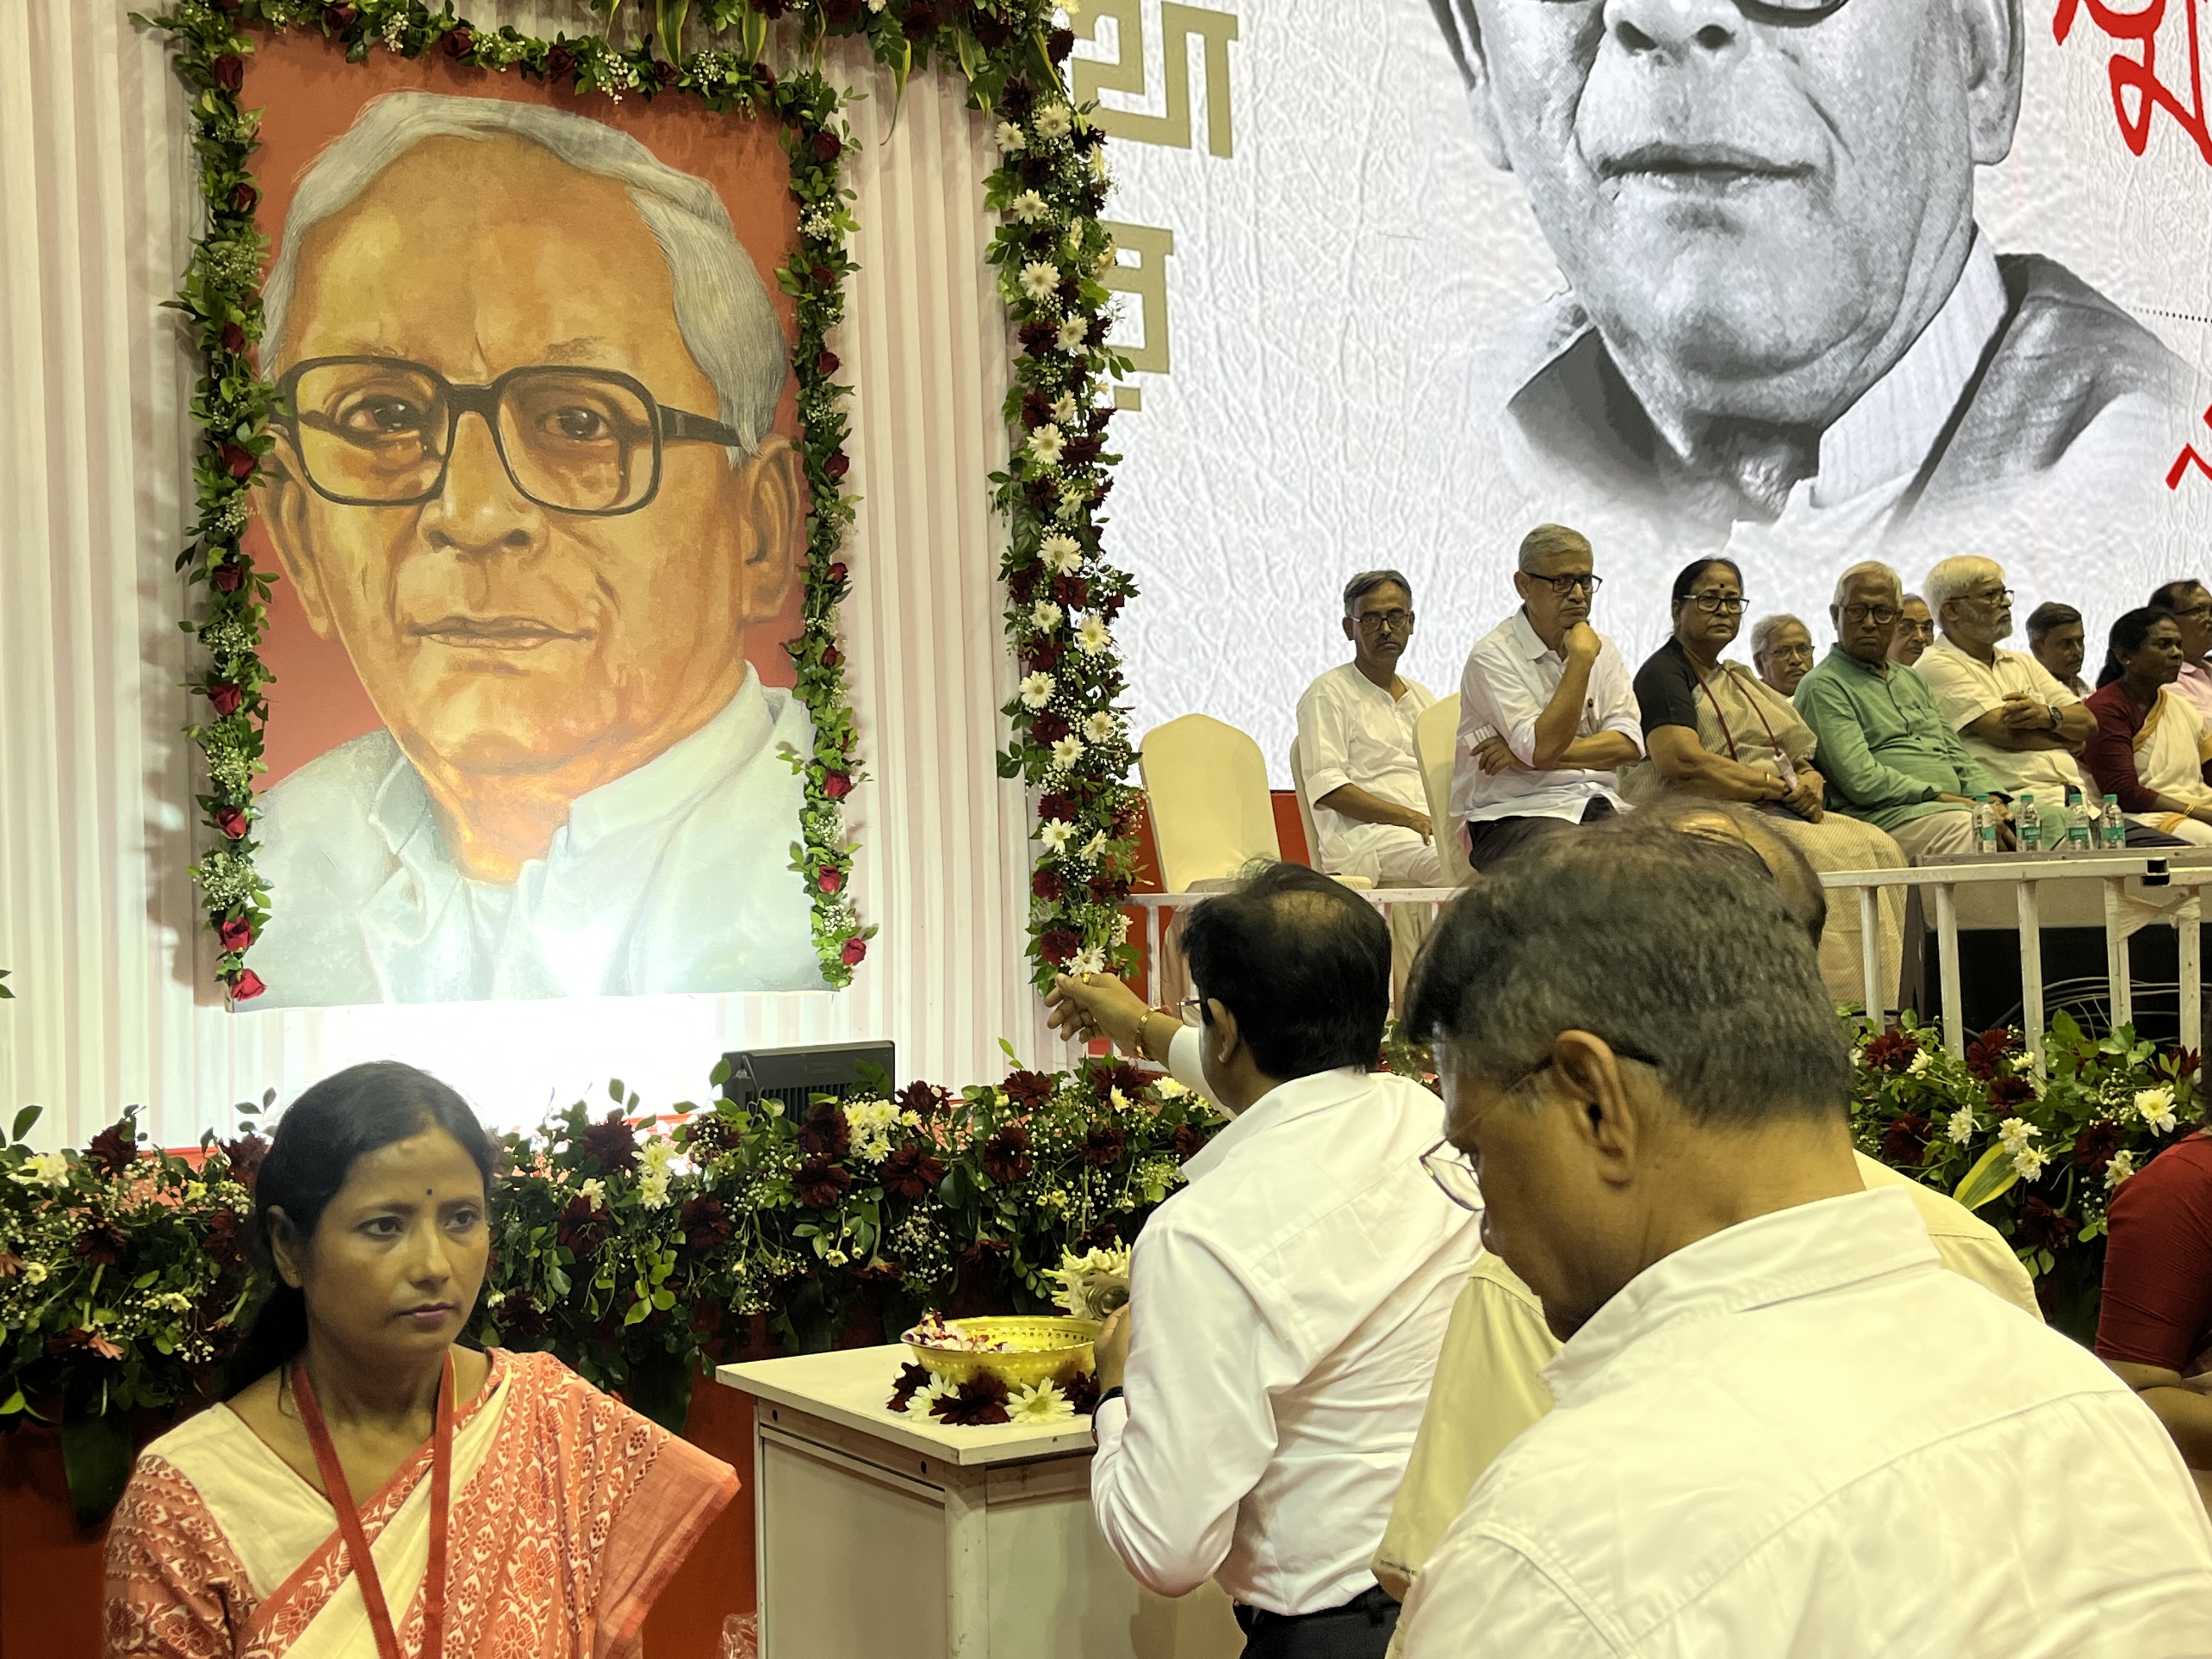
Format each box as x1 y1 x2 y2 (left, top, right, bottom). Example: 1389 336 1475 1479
0 4 1059 1148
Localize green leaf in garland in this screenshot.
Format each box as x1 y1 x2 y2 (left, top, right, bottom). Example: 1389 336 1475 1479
1951 1141 2021 1213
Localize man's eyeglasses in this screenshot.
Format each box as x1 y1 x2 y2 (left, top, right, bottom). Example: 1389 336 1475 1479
1418 1044 1661 1214
274 356 748 516
1175 995 1207 1026
1962 588 2015 608
1523 572 1603 597
2176 603 2212 623
1355 610 1415 635
1841 605 1900 628
1685 592 1747 616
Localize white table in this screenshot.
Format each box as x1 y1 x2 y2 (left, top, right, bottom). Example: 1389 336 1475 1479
718 1346 1243 1659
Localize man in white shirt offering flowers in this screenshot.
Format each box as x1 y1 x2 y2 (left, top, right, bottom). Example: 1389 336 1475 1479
1045 861 1481 1657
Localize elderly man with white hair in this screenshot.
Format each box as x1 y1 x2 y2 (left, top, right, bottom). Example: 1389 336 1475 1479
247 92 821 1005
1793 561 2009 858
1916 556 2092 804
1748 613 1814 700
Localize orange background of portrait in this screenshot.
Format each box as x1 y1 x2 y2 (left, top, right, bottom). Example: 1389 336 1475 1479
242 35 807 788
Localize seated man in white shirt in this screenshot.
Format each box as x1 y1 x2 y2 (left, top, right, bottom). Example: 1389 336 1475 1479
1919 557 2180 849
1451 524 1643 868
1042 862 1482 1656
1295 571 1442 886
1397 826 2212 1658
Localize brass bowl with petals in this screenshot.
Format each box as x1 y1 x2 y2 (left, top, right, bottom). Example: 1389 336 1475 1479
904 1315 1102 1389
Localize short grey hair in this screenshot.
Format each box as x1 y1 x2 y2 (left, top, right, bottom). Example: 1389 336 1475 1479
1923 556 2005 617
1406 824 1849 1128
262 91 786 456
1749 614 1808 659
1832 560 1904 609
1518 523 1592 573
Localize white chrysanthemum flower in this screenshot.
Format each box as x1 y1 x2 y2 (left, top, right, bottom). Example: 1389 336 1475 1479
1051 734 1085 770
1081 710 1119 744
639 1169 672 1209
1946 1106 1977 1144
1034 102 1073 140
1039 818 1076 854
1997 1117 2039 1152
1027 422 1066 465
1088 146 1109 183
1070 946 1106 977
1081 831 1109 861
1056 479 1092 522
1155 1077 1189 1099
1032 600 1064 631
996 120 1026 151
2136 1086 2178 1134
1093 238 1118 276
2106 1148 2139 1188
1019 672 1057 709
1018 261 1060 301
1050 391 1079 423
10 1152 70 1189
1906 1049 1931 1076
577 1177 607 1206
1009 1380 1077 1423
1110 911 1131 946
1041 533 1083 574
1077 614 1112 656
1057 314 1090 352
1011 189 1050 224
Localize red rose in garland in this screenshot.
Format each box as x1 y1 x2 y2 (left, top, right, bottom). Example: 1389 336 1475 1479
229 969 267 1001
229 182 258 214
840 936 867 967
795 1155 852 1209
215 805 250 840
212 560 245 592
580 1110 639 1175
545 44 577 80
219 321 246 355
218 916 253 954
1963 1028 2011 1081
822 770 854 800
981 1126 1032 1184
817 867 844 895
219 441 256 479
1879 1114 1931 1166
882 1142 946 1199
210 54 244 93
798 1101 850 1159
442 25 475 57
86 1122 140 1178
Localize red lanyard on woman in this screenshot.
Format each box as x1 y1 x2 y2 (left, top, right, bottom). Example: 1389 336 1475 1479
1688 656 1793 778
293 1351 454 1659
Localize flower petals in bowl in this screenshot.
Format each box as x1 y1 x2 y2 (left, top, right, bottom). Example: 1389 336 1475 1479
901 1312 1103 1389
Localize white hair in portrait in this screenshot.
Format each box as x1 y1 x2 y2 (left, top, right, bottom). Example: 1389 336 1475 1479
1921 556 2006 617
1831 561 1904 608
261 91 787 457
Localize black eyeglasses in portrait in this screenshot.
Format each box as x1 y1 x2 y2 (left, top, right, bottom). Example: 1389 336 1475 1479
274 357 748 517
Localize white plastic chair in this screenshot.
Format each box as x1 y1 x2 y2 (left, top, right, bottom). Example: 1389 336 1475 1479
1138 714 1280 893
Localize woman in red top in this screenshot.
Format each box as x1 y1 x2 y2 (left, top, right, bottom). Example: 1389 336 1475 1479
2097 1131 2212 1508
2080 607 2212 844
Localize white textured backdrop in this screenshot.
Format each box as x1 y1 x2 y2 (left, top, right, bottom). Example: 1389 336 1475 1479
1084 0 2212 783
0 5 1064 1148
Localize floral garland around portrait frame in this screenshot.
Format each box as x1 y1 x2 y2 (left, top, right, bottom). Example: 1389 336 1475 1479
142 0 1137 1002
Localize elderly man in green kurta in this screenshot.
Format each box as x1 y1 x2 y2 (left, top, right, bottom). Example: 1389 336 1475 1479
1794 561 2016 859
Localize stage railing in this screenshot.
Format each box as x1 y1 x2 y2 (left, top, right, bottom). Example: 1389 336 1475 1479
1129 855 2209 1075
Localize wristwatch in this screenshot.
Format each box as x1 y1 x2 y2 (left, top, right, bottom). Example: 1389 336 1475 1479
2047 702 2062 731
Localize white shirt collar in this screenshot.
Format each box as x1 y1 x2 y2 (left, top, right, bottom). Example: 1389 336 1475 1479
1180 1065 1374 1182
1541 1187 1938 1404
1809 236 2008 506
1507 608 1553 663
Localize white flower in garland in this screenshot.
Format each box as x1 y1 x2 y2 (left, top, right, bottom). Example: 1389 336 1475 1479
10 1152 70 1189
1997 1117 2046 1180
1056 479 1093 522
1051 391 1079 423
1093 239 1118 277
996 120 1026 151
1946 1105 1976 1144
1009 1380 1077 1423
1041 533 1084 574
1081 710 1120 744
1077 614 1113 656
1011 189 1051 224
1906 1049 1931 1077
1056 314 1090 352
2106 1148 2138 1188
1032 600 1064 631
1110 911 1131 946
1088 146 1110 183
1039 818 1076 854
846 1098 901 1164
1155 1076 1189 1099
577 1177 607 1206
1028 423 1066 466
1019 672 1057 709
1051 734 1086 770
2135 1086 2178 1134
1018 261 1061 302
639 1137 680 1209
1081 830 1110 862
1034 103 1074 141
1070 946 1107 978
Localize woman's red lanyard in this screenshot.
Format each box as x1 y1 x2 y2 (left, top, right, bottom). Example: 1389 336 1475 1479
1688 656 1793 779
293 1351 454 1659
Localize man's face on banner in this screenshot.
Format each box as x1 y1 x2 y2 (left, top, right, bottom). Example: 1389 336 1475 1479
1462 0 2021 428
261 134 798 782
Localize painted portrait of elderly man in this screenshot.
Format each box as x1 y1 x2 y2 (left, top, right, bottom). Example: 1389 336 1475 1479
1429 0 2193 563
248 91 824 1005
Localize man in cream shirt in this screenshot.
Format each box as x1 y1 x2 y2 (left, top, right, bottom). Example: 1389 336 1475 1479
1045 862 1481 1657
1295 570 1441 886
1395 824 2212 1656
249 93 822 1003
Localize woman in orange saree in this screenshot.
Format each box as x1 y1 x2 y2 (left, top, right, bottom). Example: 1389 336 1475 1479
103 1062 738 1658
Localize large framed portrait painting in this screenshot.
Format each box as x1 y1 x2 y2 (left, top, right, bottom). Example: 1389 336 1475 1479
238 38 826 1006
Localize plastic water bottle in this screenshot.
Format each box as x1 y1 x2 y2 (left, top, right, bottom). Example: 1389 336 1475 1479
1973 794 2000 855
2100 794 2126 850
2017 793 2042 855
2064 787 2094 854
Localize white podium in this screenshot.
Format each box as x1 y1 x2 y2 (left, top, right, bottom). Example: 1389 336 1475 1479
717 1346 1243 1659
